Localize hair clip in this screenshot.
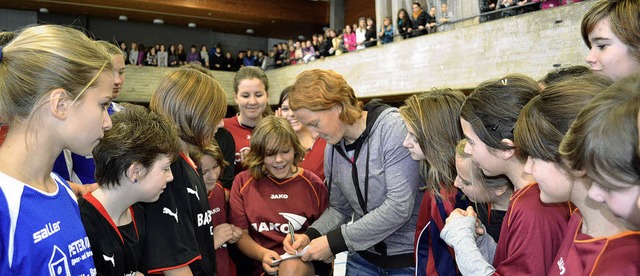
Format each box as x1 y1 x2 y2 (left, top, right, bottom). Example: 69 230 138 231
491 120 501 131
501 79 508 85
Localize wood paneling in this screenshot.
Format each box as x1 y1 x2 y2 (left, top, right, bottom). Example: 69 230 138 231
0 0 330 38
344 0 375 28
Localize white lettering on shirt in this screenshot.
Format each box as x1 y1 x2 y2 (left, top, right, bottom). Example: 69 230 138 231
33 221 61 243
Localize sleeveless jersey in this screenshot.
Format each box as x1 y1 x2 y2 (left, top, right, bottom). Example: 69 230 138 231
0 172 96 275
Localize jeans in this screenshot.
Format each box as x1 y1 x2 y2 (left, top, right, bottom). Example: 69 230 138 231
345 252 415 276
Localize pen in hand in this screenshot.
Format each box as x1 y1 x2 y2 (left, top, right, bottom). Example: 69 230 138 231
288 221 298 255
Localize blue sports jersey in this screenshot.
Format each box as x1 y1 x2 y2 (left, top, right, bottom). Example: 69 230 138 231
0 172 97 275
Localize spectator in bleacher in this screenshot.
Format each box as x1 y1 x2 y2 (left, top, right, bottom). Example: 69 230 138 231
146 46 158 66
235 51 246 70
302 40 317 63
480 0 501 22
438 3 454 32
398 8 412 39
168 44 179 67
275 43 286 67
312 34 320 53
224 51 235 71
136 44 146 66
329 29 343 56
211 46 225 70
343 24 357 52
379 16 394 44
177 43 187 65
256 50 266 69
294 41 304 62
157 44 168 67
356 17 367 50
187 45 201 64
317 33 332 57
364 17 377 48
410 2 429 37
243 49 255 67
289 45 299 65
201 45 210 68
129 41 139 65
119 41 129 65
427 7 438 34
264 50 276 70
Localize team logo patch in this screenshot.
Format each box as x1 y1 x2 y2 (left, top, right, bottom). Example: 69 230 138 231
162 207 179 223
48 245 71 276
103 254 115 267
186 186 199 200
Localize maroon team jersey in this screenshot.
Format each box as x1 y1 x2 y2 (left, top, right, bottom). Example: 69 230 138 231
300 138 327 181
223 116 253 175
208 182 235 276
492 183 571 275
229 168 328 255
548 210 640 275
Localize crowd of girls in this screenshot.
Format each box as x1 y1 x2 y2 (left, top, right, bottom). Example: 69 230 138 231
0 0 639 275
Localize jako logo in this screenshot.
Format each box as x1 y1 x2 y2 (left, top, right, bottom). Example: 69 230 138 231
270 194 288 199
250 213 307 233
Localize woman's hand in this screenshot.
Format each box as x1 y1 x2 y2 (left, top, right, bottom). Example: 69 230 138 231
283 233 310 254
301 236 334 263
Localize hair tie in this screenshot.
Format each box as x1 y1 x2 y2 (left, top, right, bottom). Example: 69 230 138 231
0 46 3 62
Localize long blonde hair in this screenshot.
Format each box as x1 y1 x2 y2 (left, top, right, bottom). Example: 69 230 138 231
0 25 112 124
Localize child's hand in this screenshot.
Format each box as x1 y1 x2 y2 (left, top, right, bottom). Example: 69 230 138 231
445 208 467 224
213 223 242 249
261 249 281 275
463 206 485 236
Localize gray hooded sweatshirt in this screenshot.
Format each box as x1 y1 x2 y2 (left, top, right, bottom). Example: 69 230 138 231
305 100 422 268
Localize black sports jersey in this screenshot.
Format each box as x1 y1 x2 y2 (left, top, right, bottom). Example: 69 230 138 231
142 155 216 275
79 192 145 276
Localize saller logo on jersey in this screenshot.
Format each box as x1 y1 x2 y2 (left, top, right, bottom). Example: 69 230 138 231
33 221 61 243
270 194 288 199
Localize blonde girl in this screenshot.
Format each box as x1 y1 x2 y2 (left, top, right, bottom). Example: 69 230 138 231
0 25 113 274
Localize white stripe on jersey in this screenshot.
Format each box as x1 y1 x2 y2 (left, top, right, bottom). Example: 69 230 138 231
0 172 25 268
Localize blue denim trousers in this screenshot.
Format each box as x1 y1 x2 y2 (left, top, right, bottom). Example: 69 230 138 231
345 252 415 276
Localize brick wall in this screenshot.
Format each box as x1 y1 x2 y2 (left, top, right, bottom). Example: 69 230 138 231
117 1 592 105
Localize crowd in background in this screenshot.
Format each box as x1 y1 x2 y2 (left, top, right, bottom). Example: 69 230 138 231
1 1 639 276
117 0 581 72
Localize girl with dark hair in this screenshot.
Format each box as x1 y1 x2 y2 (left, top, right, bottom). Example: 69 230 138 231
223 66 273 175
441 74 571 275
